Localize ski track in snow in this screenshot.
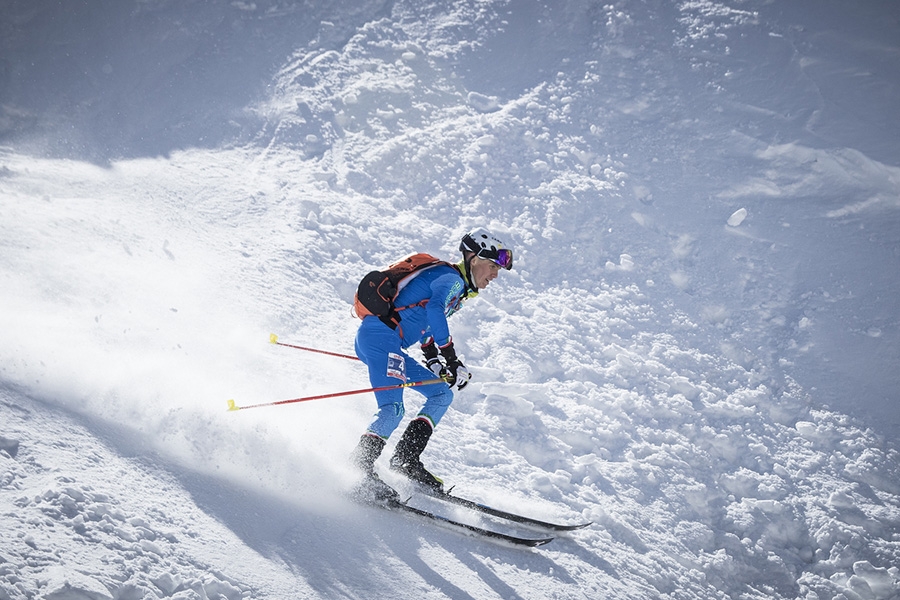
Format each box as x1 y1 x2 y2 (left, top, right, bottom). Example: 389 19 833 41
2 1 900 599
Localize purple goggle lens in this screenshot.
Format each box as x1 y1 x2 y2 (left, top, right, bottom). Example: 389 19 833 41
479 248 513 270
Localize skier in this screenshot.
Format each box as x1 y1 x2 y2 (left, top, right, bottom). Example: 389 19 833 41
350 228 514 501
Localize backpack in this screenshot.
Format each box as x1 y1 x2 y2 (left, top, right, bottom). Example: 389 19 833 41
353 253 450 329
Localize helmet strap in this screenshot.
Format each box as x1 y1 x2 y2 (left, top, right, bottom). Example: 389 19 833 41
456 256 479 295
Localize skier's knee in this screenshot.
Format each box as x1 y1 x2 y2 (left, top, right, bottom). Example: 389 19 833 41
368 402 405 438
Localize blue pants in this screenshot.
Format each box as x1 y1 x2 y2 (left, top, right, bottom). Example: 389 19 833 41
354 317 454 439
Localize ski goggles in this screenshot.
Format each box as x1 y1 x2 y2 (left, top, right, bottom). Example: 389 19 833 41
477 247 514 270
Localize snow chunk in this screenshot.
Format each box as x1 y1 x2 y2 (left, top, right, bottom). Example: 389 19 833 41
672 234 694 259
668 376 699 400
828 490 856 509
670 271 690 290
140 538 164 555
41 567 113 600
852 561 895 599
0 435 19 457
631 211 649 226
152 572 183 595
202 577 245 600
605 253 636 271
532 159 550 172
727 208 748 227
702 305 729 323
467 91 501 113
795 420 842 444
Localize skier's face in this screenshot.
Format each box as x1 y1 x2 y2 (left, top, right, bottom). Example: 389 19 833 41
470 256 501 289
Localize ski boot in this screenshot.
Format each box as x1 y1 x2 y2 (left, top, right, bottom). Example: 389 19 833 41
389 418 445 494
350 434 399 504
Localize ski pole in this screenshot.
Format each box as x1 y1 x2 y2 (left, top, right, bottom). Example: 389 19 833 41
269 333 360 361
227 377 446 412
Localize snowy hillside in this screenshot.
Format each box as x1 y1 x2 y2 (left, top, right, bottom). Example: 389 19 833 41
2 1 899 599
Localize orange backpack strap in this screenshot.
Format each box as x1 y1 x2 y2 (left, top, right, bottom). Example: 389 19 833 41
353 253 449 330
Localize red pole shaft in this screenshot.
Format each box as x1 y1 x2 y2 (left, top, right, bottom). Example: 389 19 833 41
274 341 360 361
269 333 360 361
228 377 446 412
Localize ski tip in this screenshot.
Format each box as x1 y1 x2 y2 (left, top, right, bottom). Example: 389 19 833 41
269 333 279 344
226 399 239 412
557 522 593 531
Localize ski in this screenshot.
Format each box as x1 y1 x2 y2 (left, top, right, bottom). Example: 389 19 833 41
377 497 554 547
425 489 592 532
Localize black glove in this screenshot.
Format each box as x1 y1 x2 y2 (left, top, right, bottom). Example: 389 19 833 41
421 339 445 378
439 342 471 391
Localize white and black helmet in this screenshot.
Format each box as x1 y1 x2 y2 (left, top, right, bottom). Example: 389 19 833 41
459 228 513 270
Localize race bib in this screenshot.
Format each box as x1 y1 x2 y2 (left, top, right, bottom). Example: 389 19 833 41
386 352 406 381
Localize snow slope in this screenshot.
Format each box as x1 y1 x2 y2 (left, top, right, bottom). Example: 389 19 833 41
2 1 899 598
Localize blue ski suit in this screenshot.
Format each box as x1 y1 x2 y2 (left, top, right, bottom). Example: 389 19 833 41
354 263 471 439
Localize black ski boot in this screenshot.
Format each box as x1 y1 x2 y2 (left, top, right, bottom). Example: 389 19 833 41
350 434 399 504
389 418 444 493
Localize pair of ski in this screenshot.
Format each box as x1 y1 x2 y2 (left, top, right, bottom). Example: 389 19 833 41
372 487 591 547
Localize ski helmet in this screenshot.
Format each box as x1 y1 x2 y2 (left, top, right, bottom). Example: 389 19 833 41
459 228 513 270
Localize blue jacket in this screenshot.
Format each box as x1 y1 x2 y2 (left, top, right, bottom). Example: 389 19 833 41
392 263 469 348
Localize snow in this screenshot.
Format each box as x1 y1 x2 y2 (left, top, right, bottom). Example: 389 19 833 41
1 0 899 599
